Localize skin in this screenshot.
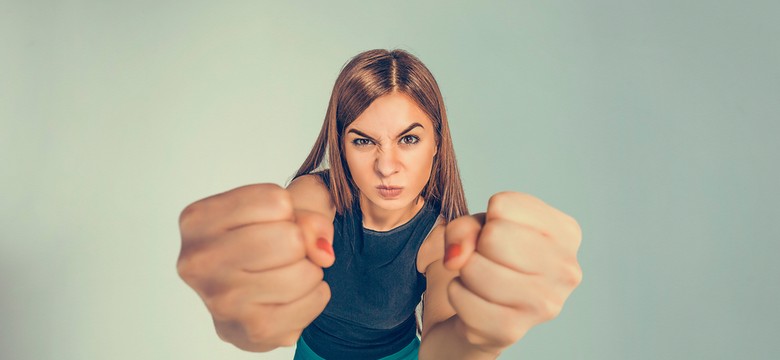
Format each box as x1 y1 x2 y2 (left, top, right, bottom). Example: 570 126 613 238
177 183 335 351
176 92 582 359
343 92 438 231
418 193 582 358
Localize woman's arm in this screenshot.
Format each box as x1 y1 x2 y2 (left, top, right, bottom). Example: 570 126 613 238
176 182 336 351
286 174 336 221
417 221 501 360
422 192 582 358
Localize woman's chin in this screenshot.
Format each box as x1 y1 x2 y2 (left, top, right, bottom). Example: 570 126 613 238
361 193 422 212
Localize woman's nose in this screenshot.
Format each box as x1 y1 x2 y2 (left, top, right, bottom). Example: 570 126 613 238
375 148 399 177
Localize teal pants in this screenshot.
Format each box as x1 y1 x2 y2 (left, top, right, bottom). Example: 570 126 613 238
293 336 420 360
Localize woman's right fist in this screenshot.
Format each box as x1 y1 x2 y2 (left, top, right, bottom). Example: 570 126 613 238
177 184 335 352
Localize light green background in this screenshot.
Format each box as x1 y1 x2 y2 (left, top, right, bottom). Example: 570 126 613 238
2 1 778 359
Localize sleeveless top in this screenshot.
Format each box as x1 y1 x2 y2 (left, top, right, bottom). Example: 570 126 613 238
301 172 441 360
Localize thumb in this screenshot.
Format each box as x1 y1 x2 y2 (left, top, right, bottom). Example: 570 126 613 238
294 209 336 268
443 213 485 271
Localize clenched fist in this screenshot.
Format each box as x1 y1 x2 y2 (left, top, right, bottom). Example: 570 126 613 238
443 192 583 353
177 184 335 351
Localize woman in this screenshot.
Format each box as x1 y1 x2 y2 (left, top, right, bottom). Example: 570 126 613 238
177 49 582 360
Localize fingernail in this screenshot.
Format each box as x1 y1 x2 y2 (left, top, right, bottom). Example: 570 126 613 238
444 244 461 263
316 237 333 256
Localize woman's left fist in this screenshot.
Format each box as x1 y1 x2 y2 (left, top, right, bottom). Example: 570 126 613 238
443 191 582 352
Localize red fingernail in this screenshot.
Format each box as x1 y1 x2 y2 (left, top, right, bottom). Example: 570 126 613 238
316 237 333 256
444 244 461 263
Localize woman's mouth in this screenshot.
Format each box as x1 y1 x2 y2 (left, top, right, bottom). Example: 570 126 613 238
377 185 403 199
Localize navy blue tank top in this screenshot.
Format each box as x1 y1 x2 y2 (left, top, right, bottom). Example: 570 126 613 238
301 172 441 359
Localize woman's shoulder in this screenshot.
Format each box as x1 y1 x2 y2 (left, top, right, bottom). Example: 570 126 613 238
309 170 330 188
287 171 336 220
416 215 446 274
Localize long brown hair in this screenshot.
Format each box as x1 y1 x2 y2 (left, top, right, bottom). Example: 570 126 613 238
292 49 468 221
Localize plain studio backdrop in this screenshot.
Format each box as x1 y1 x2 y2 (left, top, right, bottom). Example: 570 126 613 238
2 1 778 359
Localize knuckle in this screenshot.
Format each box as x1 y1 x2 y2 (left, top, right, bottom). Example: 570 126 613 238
296 281 329 310
238 183 282 197
205 291 242 321
489 191 530 208
515 192 539 203
215 325 232 343
261 185 293 214
260 183 285 193
563 216 583 243
505 323 528 344
459 258 478 282
179 201 205 233
316 281 332 303
493 330 516 347
463 329 489 347
233 184 294 220
180 247 217 277
241 309 278 344
446 278 463 307
487 193 506 211
490 310 520 345
448 214 471 227
245 322 272 344
567 263 583 287
478 221 505 248
294 261 324 288
488 191 510 203
480 221 497 240
305 263 325 282
570 216 582 235
537 298 563 321
175 256 198 283
176 245 214 284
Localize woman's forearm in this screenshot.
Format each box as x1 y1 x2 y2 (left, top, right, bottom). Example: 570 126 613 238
418 316 502 360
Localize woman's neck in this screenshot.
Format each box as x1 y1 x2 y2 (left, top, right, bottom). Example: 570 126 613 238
360 196 425 232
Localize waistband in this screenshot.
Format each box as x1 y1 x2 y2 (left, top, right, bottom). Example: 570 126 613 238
293 335 420 360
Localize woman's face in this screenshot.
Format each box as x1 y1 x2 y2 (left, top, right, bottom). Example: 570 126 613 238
344 92 438 212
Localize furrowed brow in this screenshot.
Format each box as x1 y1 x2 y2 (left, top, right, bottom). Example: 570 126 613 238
396 123 423 138
347 123 424 141
347 129 377 142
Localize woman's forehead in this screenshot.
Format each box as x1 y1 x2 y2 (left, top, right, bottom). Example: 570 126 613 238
347 93 433 133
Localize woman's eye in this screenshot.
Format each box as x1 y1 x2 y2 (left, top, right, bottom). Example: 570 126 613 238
400 135 419 145
353 138 372 146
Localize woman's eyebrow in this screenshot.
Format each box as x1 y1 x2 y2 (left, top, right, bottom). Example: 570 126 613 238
396 123 423 137
346 128 376 141
347 123 424 140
